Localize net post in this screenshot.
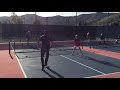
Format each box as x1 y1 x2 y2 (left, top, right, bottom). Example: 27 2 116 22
9 42 10 54
90 39 91 49
81 40 83 49
92 39 94 48
14 41 15 51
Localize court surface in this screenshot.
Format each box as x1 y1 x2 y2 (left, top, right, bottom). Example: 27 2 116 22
14 44 120 78
93 44 120 53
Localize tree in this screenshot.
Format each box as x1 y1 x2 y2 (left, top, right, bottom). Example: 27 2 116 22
78 20 88 26
17 16 24 24
11 12 23 24
33 13 41 25
112 22 119 26
33 19 41 25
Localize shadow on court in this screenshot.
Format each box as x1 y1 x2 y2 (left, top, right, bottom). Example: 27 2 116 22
9 53 13 59
42 70 56 78
42 67 64 78
81 55 120 69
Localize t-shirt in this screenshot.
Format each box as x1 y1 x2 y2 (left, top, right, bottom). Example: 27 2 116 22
74 38 80 46
39 34 52 48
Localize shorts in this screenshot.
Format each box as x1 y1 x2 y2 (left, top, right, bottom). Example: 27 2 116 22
75 44 80 46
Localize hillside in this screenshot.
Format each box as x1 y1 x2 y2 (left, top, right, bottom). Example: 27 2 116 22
0 12 119 26
90 13 120 26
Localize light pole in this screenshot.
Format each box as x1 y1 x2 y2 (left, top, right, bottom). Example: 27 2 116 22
35 12 37 24
23 17 25 24
46 17 48 25
68 17 70 25
76 12 77 26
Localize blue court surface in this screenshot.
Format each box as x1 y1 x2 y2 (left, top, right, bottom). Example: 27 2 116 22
14 45 120 78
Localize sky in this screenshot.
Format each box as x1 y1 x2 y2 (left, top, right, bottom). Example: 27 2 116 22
0 12 118 17
0 12 97 17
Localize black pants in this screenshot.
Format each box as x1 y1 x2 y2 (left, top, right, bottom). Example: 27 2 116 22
26 37 30 45
41 47 50 68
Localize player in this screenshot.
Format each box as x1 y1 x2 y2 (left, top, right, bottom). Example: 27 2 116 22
116 34 120 44
86 32 90 40
100 33 105 45
38 30 53 70
26 30 31 45
86 32 92 48
72 34 83 56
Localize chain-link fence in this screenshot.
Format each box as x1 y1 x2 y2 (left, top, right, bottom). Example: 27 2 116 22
0 24 97 43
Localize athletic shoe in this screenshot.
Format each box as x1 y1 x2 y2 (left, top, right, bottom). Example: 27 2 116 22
42 67 44 71
71 53 74 56
44 65 49 68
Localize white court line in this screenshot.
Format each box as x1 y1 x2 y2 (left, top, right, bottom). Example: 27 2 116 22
60 55 106 75
14 53 27 78
11 44 27 78
85 72 120 78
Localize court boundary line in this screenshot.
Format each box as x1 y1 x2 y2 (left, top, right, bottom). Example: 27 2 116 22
11 44 27 78
14 54 27 78
60 55 106 75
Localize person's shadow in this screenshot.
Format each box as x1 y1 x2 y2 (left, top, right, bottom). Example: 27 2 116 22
42 70 56 78
83 55 120 68
42 67 64 78
9 53 13 59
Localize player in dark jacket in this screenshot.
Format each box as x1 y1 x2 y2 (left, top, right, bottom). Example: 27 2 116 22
38 30 53 70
